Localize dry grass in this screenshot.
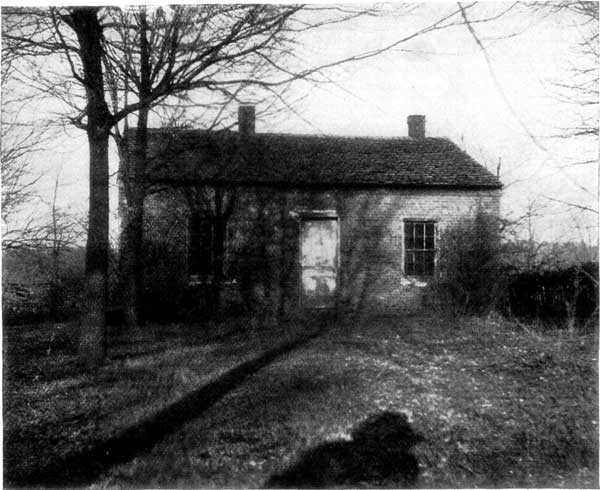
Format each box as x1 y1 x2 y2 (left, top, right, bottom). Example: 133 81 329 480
3 314 598 488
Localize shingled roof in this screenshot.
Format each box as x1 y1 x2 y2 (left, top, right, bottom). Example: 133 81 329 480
133 128 502 189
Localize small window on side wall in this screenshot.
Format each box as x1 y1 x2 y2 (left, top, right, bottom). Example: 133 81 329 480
404 221 436 276
189 215 213 277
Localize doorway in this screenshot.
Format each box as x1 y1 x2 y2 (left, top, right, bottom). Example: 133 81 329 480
300 217 339 309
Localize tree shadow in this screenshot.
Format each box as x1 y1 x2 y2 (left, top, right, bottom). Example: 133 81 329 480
266 411 423 488
107 326 244 362
5 330 320 487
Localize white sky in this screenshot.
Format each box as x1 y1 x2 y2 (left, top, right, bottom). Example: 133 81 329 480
4 3 599 245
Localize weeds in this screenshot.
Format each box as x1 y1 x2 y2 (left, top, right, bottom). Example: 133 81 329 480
3 314 597 488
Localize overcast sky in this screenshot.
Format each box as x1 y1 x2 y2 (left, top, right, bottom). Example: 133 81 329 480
5 2 598 245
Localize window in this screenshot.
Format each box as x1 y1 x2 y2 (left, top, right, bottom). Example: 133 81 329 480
189 214 213 276
404 221 436 276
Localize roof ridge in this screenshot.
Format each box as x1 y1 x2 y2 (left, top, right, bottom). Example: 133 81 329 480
130 127 455 142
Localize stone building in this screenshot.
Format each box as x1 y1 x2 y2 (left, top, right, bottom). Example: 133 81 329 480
129 106 501 317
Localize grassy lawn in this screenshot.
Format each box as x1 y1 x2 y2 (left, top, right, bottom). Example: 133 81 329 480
3 314 598 488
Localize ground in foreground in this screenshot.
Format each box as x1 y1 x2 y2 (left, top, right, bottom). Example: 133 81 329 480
3 314 598 488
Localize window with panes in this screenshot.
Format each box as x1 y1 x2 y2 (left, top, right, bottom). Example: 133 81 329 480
404 221 436 276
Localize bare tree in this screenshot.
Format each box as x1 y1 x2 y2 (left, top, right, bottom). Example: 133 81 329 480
457 1 598 218
1 42 48 249
1 127 44 249
3 7 116 366
183 185 237 314
542 1 598 139
43 169 85 319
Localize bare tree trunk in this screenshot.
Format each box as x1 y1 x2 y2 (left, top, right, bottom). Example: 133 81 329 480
278 193 288 319
119 190 144 330
200 187 236 316
210 188 225 315
50 247 60 319
70 8 111 368
256 191 271 318
212 215 226 314
120 10 150 331
49 183 60 320
120 107 148 331
80 129 110 367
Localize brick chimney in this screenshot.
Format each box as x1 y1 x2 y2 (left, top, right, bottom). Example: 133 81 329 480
407 115 425 139
238 105 255 135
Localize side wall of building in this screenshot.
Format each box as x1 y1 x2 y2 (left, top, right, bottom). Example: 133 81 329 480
341 188 500 314
143 186 501 317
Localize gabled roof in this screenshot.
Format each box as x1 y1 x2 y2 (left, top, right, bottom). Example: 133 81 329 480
132 128 502 189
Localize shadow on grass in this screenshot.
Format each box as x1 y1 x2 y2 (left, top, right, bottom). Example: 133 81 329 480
105 319 255 364
5 330 320 487
266 411 423 488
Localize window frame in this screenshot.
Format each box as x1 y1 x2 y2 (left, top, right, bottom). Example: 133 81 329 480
188 214 214 280
403 219 437 277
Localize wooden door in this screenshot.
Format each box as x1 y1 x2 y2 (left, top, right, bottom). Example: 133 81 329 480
300 218 338 309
